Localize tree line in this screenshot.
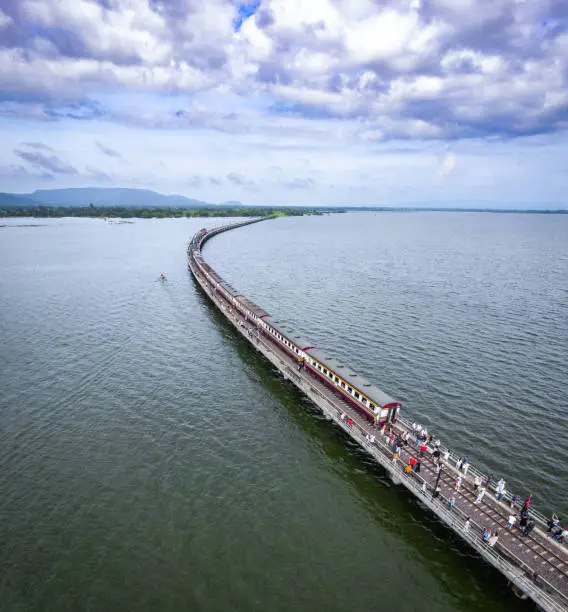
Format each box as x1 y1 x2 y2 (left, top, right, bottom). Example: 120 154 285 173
0 205 328 219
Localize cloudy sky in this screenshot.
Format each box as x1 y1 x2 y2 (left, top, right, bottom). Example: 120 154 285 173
1 0 567 207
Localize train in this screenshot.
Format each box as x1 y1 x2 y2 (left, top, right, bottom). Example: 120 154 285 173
188 222 402 426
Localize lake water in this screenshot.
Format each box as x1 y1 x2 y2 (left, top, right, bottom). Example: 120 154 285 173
1 213 566 611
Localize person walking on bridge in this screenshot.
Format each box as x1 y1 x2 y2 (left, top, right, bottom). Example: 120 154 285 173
474 487 487 504
496 479 506 502
547 513 561 533
555 528 568 543
414 458 422 474
519 509 529 529
523 520 536 537
474 475 482 492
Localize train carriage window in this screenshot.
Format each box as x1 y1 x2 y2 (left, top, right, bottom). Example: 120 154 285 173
354 392 360 399
323 369 328 374
318 365 322 370
312 361 316 366
335 376 339 382
328 372 333 378
341 382 345 388
348 387 353 393
370 404 376 410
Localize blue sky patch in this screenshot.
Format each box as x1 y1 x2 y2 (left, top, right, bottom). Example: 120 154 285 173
233 0 261 31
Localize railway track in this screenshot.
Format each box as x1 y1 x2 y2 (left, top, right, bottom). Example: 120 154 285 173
189 222 568 611
296 366 568 602
407 447 568 595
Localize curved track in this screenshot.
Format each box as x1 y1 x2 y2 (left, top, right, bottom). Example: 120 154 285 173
188 220 568 612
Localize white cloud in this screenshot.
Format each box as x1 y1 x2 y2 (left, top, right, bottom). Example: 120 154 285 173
0 0 567 204
0 8 13 28
437 151 457 180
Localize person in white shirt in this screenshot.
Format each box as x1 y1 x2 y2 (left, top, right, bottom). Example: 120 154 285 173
506 515 516 528
475 487 486 504
474 475 482 491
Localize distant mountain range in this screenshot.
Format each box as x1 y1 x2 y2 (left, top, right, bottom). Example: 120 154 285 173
1 188 565 213
0 187 222 208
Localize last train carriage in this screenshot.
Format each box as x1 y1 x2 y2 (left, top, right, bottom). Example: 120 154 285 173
189 226 402 426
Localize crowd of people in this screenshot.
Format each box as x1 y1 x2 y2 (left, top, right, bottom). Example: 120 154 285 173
344 416 567 552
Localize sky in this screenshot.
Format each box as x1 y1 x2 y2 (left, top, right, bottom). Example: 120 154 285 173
1 0 567 207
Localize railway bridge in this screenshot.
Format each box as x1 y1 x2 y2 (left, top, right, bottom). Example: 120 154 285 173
187 218 568 612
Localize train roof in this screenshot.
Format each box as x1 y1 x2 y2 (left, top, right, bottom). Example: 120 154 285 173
219 281 239 295
236 296 270 318
305 347 401 408
200 262 224 284
263 316 314 351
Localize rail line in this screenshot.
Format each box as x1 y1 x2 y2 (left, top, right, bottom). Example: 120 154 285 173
187 219 568 612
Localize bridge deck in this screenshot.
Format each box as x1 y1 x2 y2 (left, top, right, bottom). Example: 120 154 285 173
189 227 568 612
